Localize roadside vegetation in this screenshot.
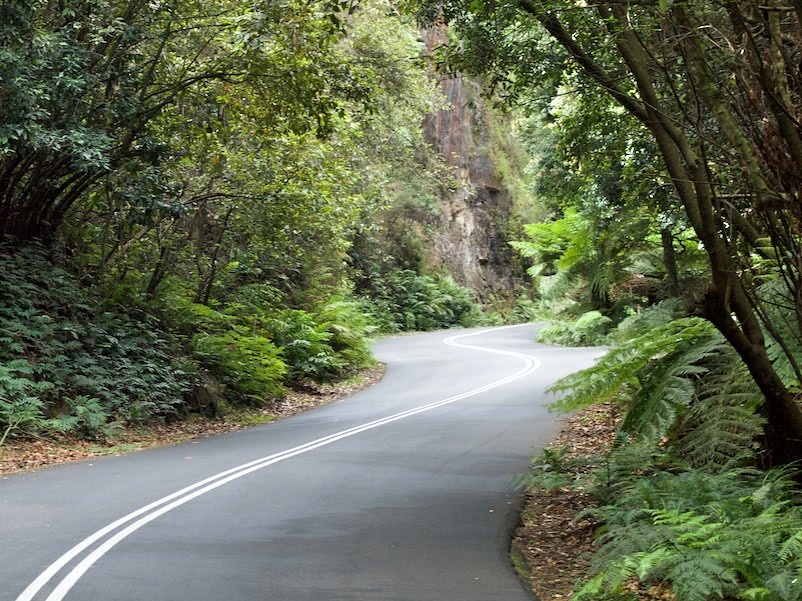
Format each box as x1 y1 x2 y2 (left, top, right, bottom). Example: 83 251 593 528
0 0 537 450
10 1 802 598
414 0 802 599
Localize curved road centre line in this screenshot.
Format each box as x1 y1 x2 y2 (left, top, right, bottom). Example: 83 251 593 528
16 324 542 601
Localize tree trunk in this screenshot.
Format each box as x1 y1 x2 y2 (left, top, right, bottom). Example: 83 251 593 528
705 292 802 465
660 228 679 297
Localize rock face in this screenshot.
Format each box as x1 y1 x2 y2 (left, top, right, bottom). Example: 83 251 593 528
421 28 521 302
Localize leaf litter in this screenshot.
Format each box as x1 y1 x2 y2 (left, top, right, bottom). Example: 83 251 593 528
512 403 675 601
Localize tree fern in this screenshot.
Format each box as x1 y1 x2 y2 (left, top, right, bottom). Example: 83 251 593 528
609 298 689 343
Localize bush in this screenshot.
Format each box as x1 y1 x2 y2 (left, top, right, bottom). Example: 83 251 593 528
265 309 345 383
0 360 49 445
537 310 612 346
314 297 376 369
608 298 688 343
0 245 195 442
537 315 782 599
578 467 802 601
367 269 481 331
192 330 287 402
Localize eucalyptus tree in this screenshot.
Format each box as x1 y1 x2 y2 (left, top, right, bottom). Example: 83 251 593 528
419 0 802 463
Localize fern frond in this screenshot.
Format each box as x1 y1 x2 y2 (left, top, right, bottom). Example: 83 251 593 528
550 318 723 446
677 347 765 471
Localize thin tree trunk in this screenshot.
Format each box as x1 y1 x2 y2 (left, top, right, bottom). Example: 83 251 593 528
660 228 679 297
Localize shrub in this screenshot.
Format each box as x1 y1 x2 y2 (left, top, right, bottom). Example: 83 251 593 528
192 331 287 403
537 310 612 346
367 269 481 331
608 298 688 343
314 297 376 369
0 244 196 441
537 315 782 599
0 360 49 445
265 309 344 383
577 467 802 601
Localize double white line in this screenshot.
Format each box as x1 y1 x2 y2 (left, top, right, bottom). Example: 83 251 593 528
16 325 541 601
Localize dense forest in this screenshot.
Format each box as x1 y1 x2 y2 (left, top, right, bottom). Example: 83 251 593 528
7 0 802 598
0 0 535 446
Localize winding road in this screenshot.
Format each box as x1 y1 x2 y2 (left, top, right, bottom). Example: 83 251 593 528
1 324 603 601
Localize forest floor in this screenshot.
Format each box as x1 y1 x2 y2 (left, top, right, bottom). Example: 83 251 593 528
511 403 618 600
512 403 675 601
0 365 385 475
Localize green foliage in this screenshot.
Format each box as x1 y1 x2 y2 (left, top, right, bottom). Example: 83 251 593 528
478 295 544 327
514 444 578 491
676 351 766 472
0 360 48 445
1 0 382 239
264 299 375 384
608 298 688 343
0 244 195 441
758 279 802 391
192 331 286 403
50 396 121 441
533 314 786 598
537 310 612 346
578 468 802 601
549 313 766 470
550 317 717 407
314 298 376 370
265 310 345 384
363 269 481 332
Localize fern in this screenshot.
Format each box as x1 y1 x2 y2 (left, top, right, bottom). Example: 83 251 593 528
620 325 727 443
0 244 196 437
609 298 688 343
537 310 612 346
192 330 287 402
549 317 719 412
580 467 802 601
676 348 765 471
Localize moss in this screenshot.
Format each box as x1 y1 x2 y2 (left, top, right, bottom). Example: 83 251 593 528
87 442 151 455
510 544 532 582
217 402 277 427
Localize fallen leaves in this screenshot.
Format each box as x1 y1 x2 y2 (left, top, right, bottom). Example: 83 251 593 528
512 403 618 601
513 403 678 601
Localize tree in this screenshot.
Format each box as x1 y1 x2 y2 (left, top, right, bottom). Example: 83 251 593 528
0 0 363 241
422 0 802 464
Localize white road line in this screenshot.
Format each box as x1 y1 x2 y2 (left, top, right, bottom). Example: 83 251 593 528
17 324 541 601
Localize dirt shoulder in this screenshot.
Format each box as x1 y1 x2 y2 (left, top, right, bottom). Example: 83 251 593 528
0 365 385 476
511 403 619 600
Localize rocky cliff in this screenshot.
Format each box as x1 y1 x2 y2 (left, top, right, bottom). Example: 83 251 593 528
420 28 524 303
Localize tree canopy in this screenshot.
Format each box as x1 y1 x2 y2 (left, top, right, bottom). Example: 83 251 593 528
418 0 802 464
0 0 517 444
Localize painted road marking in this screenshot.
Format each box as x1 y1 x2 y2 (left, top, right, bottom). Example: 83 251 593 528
17 325 541 601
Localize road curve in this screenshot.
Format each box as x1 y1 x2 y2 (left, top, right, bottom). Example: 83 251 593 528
1 324 603 601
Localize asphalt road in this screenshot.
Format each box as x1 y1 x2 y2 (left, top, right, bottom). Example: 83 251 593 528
1 324 603 601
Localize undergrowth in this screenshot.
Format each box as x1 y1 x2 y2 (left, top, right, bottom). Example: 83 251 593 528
0 245 195 441
0 245 379 444
521 311 802 600
359 268 482 332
